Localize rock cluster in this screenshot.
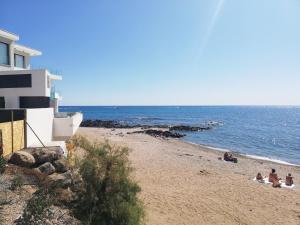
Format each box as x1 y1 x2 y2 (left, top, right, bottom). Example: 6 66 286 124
81 120 133 128
169 125 211 132
80 119 170 129
129 129 185 138
8 147 69 177
80 119 218 139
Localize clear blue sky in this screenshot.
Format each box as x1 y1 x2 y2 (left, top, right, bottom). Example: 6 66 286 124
1 0 300 105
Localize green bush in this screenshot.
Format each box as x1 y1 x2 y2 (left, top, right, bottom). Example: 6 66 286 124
0 156 6 174
71 136 144 225
10 175 23 191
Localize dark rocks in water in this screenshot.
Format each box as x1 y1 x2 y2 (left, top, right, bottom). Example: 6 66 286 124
145 129 185 138
80 120 130 128
80 119 169 129
130 129 185 138
81 119 220 133
169 125 212 132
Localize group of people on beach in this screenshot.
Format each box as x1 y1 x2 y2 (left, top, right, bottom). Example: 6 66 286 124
256 169 294 188
222 152 294 188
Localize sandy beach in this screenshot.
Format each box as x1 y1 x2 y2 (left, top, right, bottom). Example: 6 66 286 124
78 127 300 225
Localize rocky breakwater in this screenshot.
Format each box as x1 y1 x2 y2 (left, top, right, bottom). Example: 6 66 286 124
170 125 212 132
80 119 169 129
80 119 222 139
129 129 186 138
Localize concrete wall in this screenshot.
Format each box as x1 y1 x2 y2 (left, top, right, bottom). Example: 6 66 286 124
53 112 83 139
0 69 50 108
26 108 54 147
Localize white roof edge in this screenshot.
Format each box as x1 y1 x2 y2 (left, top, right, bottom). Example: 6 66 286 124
0 29 19 41
14 44 42 56
48 72 62 81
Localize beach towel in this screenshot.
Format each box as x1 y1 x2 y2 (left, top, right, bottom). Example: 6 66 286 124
280 181 295 189
253 177 296 188
252 177 271 184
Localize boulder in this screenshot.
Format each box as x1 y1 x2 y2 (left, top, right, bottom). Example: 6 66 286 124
8 151 35 168
47 171 72 188
37 162 56 175
52 158 69 173
24 147 64 165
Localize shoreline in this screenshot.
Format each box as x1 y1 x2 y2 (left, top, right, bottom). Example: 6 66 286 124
184 140 300 168
78 127 300 225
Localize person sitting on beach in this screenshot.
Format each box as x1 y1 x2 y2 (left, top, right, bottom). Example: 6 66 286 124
272 178 281 188
256 172 264 182
224 152 232 161
285 173 294 186
269 169 279 183
223 152 238 163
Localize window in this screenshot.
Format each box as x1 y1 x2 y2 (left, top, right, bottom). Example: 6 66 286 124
0 74 32 88
14 54 25 68
19 96 50 108
0 42 9 65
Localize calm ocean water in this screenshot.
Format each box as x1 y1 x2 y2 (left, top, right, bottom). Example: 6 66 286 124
60 106 300 165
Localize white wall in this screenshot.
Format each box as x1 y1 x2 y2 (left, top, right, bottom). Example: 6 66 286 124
0 69 50 108
53 112 83 138
26 108 54 147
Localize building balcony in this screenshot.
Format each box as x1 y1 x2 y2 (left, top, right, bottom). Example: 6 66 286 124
0 69 62 109
53 112 83 140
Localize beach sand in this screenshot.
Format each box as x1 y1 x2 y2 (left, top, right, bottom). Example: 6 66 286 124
78 127 300 225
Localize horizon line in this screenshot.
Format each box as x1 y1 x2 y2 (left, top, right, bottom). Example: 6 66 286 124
60 104 300 107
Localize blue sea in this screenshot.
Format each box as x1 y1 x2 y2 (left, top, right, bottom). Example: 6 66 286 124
60 106 300 165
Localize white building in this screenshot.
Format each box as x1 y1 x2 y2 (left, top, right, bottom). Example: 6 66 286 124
0 29 82 154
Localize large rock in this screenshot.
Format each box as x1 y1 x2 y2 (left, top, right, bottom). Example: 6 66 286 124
52 158 69 173
36 162 56 175
24 147 64 165
47 171 72 188
8 151 35 168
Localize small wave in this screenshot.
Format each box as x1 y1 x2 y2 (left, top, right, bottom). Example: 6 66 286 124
244 154 300 167
184 141 300 167
204 120 224 126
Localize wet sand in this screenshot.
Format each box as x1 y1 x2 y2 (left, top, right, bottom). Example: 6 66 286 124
78 127 300 225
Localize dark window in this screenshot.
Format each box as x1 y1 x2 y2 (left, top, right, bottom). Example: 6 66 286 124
14 54 25 68
19 96 50 108
0 110 25 123
0 42 9 65
0 74 32 88
0 97 4 108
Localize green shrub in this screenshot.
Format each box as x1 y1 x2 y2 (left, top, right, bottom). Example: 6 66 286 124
71 136 144 225
10 175 23 191
0 156 6 174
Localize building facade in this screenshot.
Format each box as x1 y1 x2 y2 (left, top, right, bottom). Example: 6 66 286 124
0 29 82 155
